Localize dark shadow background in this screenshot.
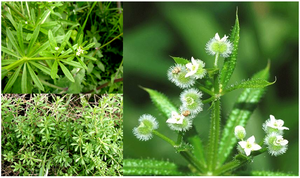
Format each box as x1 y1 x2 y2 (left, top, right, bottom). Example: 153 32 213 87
123 2 298 175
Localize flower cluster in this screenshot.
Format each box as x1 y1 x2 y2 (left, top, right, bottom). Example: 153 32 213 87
235 126 261 156
263 115 289 156
235 115 289 157
76 46 84 56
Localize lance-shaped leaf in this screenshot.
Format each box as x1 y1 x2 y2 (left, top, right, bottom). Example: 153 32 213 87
76 57 88 70
83 43 95 50
27 63 44 91
217 62 271 166
17 23 25 55
223 77 276 93
141 87 178 119
171 56 190 65
124 159 186 176
29 61 51 76
239 171 297 176
58 62 75 82
51 60 58 79
220 9 240 89
82 55 97 61
6 27 23 56
62 60 85 69
3 59 25 71
3 65 22 93
2 46 21 58
21 63 28 93
27 25 40 55
28 41 50 58
48 30 57 50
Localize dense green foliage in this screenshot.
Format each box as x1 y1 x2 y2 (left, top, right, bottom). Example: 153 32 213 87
1 94 123 176
1 2 123 93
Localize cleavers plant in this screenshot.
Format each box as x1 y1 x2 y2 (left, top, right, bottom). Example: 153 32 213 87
124 10 294 176
1 2 123 93
1 94 123 176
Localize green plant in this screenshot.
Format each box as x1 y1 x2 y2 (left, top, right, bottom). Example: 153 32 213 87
1 2 123 93
1 94 123 176
124 11 295 176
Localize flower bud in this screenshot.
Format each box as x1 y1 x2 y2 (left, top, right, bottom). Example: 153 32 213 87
234 125 246 140
167 64 195 89
264 132 288 156
180 88 203 115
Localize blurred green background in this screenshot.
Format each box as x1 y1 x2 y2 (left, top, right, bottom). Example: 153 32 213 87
124 2 298 175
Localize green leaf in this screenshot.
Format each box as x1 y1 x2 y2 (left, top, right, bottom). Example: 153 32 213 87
36 9 52 25
3 64 22 93
82 55 97 61
124 159 186 176
4 11 17 30
77 57 88 70
48 30 57 49
28 41 51 58
220 9 240 88
3 59 25 71
27 25 40 55
1 46 21 58
1 69 8 80
218 62 270 166
17 23 25 55
58 62 75 82
27 63 44 91
6 27 22 56
171 56 190 65
96 61 105 72
188 135 206 167
244 171 297 176
29 61 51 76
83 43 95 50
21 63 28 93
77 34 83 46
141 87 178 119
51 60 58 79
61 60 84 69
223 78 275 93
1 59 17 66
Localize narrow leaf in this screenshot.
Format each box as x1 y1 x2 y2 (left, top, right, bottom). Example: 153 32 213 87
6 27 22 56
2 68 9 80
51 60 58 79
3 65 22 93
188 135 206 166
218 62 270 166
27 63 44 91
245 171 297 176
27 25 40 55
224 78 276 93
220 9 240 88
1 46 21 58
61 60 84 69
17 23 25 55
28 41 50 58
48 30 57 49
21 63 28 93
1 59 17 66
58 62 75 82
83 43 95 50
171 56 190 65
124 159 186 176
3 59 25 71
77 57 88 69
29 61 51 76
82 54 97 61
141 87 178 119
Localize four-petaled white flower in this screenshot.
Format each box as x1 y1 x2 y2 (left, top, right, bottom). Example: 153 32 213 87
274 135 288 146
238 136 262 156
55 47 59 50
166 111 184 124
185 57 199 78
266 115 289 131
214 33 228 42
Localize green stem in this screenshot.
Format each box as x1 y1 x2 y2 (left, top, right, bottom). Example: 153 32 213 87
203 96 215 104
198 85 214 96
176 132 183 145
99 32 123 50
207 68 221 173
214 53 219 67
180 151 206 174
40 79 68 91
152 130 176 146
214 158 247 175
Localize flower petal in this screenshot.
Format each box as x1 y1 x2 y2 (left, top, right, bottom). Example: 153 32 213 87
244 148 251 156
252 143 262 151
248 136 255 144
238 141 247 148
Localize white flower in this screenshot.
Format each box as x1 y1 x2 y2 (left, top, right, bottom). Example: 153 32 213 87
55 47 59 50
167 111 192 132
76 46 84 56
234 126 246 140
263 115 289 134
25 21 28 24
185 57 206 79
238 136 262 156
206 33 233 57
166 111 184 124
264 132 288 156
